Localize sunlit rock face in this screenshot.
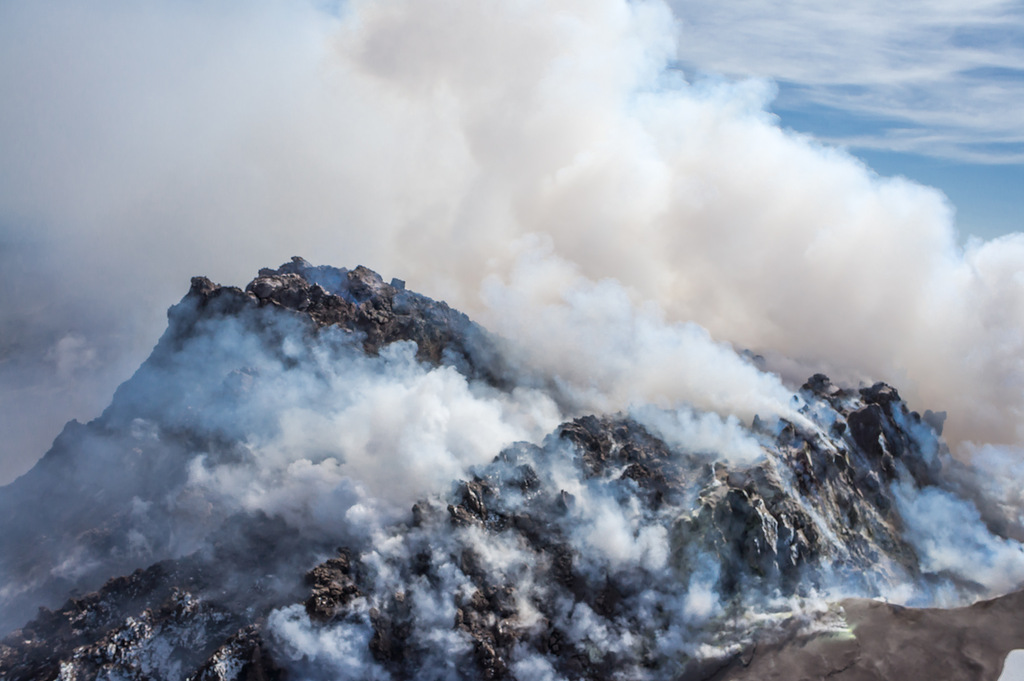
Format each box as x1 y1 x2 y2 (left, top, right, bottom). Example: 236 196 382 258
1 259 1022 681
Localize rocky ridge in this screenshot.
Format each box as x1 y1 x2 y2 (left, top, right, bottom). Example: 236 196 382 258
1 259 1021 680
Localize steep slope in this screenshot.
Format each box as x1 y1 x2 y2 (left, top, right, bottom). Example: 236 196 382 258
1 259 1021 681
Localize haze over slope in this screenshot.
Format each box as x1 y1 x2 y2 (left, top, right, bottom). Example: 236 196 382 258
2 0 1023 482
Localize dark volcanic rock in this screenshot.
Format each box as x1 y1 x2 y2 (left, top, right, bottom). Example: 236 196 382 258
283 387 976 680
304 551 360 623
1 260 1019 681
191 625 287 681
239 258 508 382
161 258 510 390
0 258 510 637
0 559 275 681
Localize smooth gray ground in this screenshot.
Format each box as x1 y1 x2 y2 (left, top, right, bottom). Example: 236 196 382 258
718 591 1024 681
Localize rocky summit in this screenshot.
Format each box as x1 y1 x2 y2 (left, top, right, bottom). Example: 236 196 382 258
1 258 1022 681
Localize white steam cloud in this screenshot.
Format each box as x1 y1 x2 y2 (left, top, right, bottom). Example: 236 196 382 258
6 5 1024 676
180 338 560 538
478 245 801 425
0 0 1022 495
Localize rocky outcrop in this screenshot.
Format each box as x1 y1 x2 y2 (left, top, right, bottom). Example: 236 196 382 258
0 559 277 681
303 551 360 623
1 261 1020 681
181 257 508 384
277 390 954 680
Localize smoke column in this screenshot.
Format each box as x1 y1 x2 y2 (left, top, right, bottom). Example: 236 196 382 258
1 0 1022 484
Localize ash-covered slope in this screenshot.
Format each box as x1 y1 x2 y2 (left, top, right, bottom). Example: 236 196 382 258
2 259 1022 681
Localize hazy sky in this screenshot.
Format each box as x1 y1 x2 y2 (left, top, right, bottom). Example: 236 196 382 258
1 0 1023 484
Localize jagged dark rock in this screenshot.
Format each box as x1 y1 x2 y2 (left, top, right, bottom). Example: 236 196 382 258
1 260 1020 681
239 257 509 382
0 558 267 681
190 625 286 681
801 372 836 396
165 258 510 390
304 551 360 623
279 390 977 680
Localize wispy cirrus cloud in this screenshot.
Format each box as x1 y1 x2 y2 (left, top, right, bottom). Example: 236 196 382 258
669 0 1024 163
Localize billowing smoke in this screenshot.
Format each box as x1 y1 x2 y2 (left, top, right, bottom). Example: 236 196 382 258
3 2 1024 676
2 0 1023 485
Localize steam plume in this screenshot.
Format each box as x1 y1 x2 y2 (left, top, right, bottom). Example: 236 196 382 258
0 0 1021 482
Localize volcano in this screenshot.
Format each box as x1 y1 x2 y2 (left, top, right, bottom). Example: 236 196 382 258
2 258 1022 681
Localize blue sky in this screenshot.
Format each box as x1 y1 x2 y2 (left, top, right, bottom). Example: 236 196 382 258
772 90 1024 241
669 0 1024 241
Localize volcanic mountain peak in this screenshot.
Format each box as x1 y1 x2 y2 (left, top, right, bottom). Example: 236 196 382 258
176 256 498 376
1 260 1021 681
